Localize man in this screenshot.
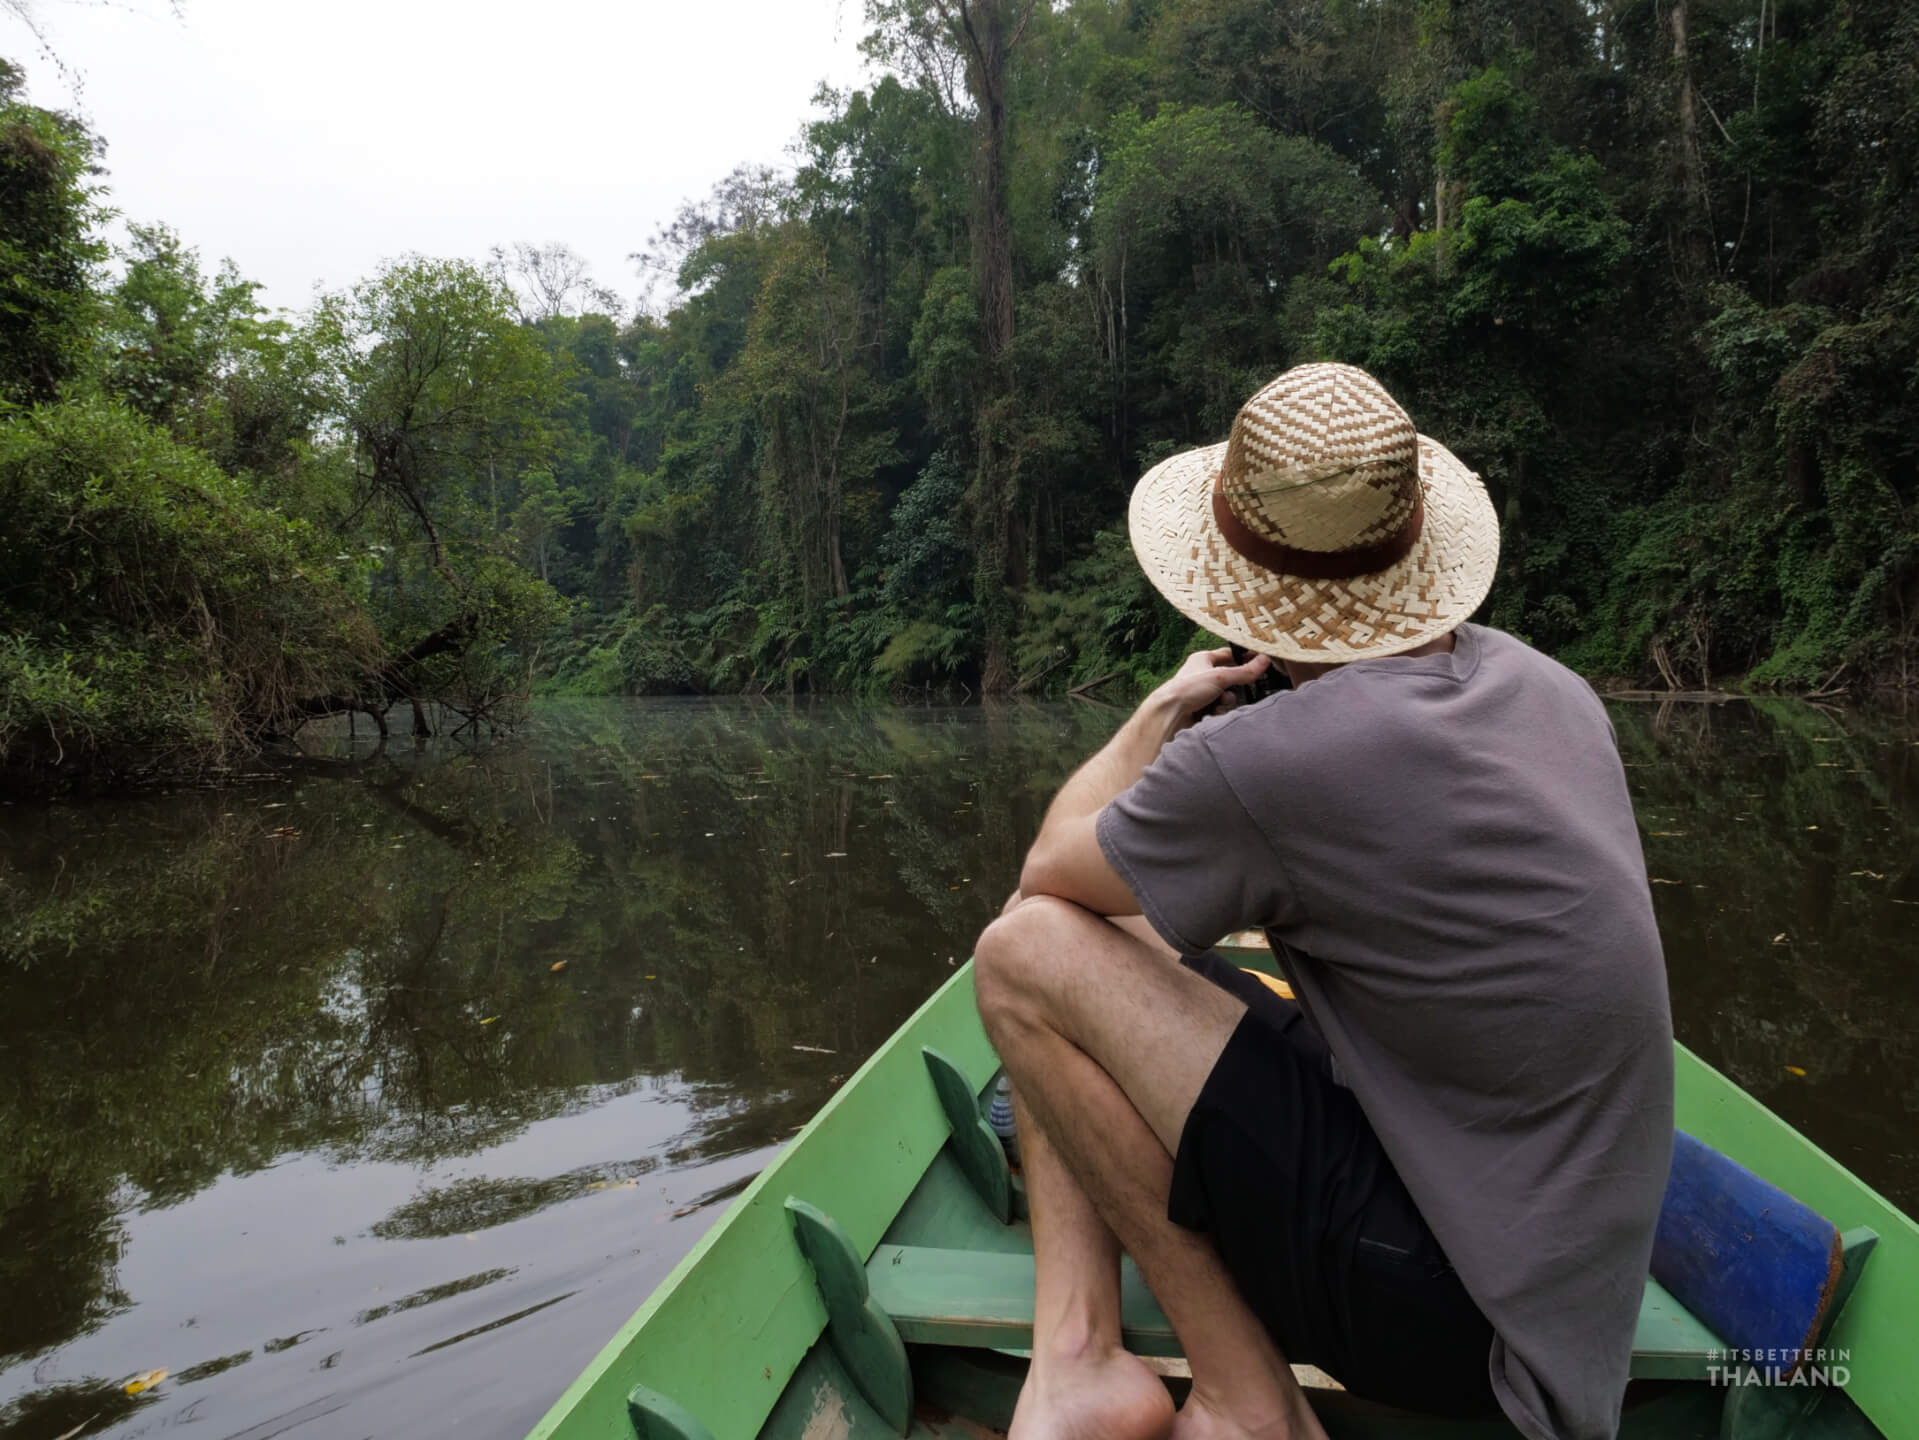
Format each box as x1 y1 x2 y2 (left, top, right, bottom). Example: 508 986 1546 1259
973 363 1674 1440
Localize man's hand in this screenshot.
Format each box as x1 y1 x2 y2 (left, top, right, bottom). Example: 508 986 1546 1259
1153 647 1273 734
1016 647 1271 915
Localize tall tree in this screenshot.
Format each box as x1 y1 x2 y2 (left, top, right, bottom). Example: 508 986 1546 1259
0 60 101 405
894 0 1041 687
305 257 566 731
731 225 898 607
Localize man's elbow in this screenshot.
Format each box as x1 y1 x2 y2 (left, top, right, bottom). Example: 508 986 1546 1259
1017 844 1065 903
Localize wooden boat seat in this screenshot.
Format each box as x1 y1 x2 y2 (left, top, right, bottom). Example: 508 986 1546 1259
867 1133 1879 1384
868 1245 1731 1381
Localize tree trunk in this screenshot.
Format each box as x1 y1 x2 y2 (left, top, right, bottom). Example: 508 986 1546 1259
952 0 1031 692
1668 0 1714 278
975 4 1014 368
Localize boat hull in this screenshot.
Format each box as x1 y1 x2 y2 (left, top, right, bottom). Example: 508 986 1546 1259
530 961 1916 1440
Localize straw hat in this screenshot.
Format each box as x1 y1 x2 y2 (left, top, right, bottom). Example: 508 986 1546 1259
1128 362 1499 662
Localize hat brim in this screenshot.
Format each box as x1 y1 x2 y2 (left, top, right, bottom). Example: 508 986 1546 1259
1128 435 1499 662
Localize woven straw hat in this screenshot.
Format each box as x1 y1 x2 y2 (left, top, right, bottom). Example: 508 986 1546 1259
1128 362 1499 662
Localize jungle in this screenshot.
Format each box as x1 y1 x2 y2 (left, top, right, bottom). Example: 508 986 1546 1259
2 0 1916 790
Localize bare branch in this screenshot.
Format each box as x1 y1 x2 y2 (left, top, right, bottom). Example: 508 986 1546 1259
1007 0 1041 53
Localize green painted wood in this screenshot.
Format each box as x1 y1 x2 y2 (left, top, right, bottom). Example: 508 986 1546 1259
1633 1277 1734 1380
1674 1043 1917 1440
883 1149 1033 1257
868 1244 1180 1355
787 1198 914 1435
759 1338 1027 1440
921 1047 1012 1223
1825 1230 1878 1343
625 1385 716 1440
525 963 999 1440
873 1244 1745 1382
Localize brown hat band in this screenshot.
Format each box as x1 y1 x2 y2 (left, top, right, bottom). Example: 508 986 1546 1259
1210 486 1425 581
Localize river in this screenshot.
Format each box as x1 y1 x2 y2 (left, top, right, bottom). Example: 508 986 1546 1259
2 696 1915 1440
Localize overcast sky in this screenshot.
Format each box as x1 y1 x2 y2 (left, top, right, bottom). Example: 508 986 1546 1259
10 0 868 314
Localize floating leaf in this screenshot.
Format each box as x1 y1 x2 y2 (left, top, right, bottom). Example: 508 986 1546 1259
123 1369 168 1396
1648 877 1684 885
1850 870 1886 880
549 961 567 972
1784 1065 1807 1077
825 851 847 858
645 974 656 979
480 1016 501 1025
791 1044 836 1054
1805 826 1819 831
1771 933 1789 944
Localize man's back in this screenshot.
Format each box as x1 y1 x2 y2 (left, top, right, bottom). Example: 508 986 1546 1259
1098 624 1675 1440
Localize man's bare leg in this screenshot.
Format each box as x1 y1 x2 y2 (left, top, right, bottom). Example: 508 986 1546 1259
976 895 1329 1440
1010 1088 1176 1440
993 889 1175 1439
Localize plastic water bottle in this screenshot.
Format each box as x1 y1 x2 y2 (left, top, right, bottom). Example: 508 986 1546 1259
987 1073 1018 1163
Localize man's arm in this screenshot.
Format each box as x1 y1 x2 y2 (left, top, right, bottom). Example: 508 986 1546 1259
1019 648 1271 914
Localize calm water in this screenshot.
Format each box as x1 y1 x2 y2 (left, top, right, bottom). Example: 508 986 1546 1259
2 697 1915 1440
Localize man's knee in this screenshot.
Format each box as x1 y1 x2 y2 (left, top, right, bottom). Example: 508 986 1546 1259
974 894 1085 1034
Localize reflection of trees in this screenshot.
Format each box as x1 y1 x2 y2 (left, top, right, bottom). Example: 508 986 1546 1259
1614 701 1919 1207
0 699 1127 1384
0 1378 149 1440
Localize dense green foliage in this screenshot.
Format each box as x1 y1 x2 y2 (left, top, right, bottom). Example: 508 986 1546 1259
545 0 1919 700
0 64 571 787
5 0 1919 784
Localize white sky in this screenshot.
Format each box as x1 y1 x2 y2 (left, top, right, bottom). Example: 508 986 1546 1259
10 0 869 314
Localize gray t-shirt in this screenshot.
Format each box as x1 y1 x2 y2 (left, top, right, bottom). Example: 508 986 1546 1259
1097 624 1673 1440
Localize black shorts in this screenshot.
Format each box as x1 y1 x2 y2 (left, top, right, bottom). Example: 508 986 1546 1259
1168 953 1499 1418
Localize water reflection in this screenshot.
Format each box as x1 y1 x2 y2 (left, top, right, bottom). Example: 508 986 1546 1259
0 699 1113 1439
0 696 1913 1440
1620 699 1919 1198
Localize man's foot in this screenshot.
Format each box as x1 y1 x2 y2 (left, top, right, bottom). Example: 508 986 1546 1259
1170 1383 1330 1440
1009 1345 1175 1440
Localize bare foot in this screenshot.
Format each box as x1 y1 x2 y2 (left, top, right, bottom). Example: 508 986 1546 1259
1009 1345 1175 1440
1170 1384 1330 1440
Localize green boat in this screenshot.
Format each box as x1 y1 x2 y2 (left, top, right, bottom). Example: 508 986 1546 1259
527 942 1917 1440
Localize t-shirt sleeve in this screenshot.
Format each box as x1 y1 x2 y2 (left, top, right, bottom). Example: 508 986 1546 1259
1095 724 1286 955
